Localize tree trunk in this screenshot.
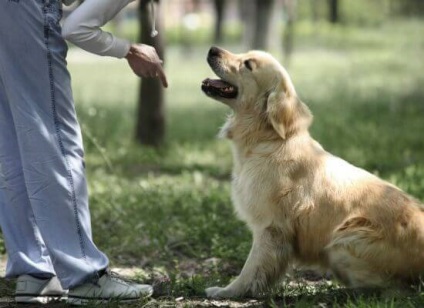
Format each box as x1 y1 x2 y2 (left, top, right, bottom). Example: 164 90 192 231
328 0 339 23
240 0 256 49
136 0 165 147
213 0 226 44
252 0 275 50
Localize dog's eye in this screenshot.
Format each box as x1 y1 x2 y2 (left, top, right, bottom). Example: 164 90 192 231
244 60 253 71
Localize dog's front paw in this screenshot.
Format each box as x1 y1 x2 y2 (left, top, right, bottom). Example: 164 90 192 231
206 286 235 299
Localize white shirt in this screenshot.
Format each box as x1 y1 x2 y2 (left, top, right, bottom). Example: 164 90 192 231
62 0 136 58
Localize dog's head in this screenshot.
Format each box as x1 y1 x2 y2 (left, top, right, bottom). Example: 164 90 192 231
202 46 312 140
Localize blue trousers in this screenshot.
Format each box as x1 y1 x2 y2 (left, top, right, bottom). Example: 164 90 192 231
0 0 108 289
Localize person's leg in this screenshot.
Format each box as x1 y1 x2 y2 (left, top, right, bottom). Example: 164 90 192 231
0 0 108 289
0 76 56 280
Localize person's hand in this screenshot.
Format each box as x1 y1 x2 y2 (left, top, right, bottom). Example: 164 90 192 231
125 43 168 88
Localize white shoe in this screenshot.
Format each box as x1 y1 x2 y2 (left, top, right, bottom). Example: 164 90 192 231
67 270 153 305
15 275 68 304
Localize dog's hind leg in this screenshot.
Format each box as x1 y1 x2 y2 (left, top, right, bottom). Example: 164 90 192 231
327 245 387 288
326 217 389 288
206 226 292 298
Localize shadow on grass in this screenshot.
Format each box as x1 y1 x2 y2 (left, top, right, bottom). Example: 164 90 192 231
2 275 424 307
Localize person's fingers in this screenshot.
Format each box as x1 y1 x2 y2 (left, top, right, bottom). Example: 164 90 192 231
139 63 156 77
148 70 157 78
149 50 163 63
155 64 168 88
136 68 148 78
127 52 167 87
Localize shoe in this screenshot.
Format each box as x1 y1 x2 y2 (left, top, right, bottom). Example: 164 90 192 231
67 269 153 305
15 275 68 304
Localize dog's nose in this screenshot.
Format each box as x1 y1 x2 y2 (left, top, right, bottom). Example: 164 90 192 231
208 46 222 58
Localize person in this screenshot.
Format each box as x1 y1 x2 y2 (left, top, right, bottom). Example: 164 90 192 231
0 0 167 304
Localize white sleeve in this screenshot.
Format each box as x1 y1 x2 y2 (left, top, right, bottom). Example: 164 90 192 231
62 0 136 58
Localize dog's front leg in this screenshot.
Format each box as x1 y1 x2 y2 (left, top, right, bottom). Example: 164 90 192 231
206 227 292 299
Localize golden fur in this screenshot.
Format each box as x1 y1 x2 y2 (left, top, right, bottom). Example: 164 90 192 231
203 47 424 299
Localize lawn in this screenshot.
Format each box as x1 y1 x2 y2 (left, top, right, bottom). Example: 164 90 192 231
1 19 424 307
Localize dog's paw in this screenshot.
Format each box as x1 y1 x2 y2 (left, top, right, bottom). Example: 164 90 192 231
205 286 234 299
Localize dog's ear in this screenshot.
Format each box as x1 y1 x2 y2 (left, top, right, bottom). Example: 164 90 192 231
266 81 312 139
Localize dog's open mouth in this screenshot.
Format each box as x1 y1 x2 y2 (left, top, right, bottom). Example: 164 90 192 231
201 78 238 99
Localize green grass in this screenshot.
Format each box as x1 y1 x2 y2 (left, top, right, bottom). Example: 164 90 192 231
2 19 424 307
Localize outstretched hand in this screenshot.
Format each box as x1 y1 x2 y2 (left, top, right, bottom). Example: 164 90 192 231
125 43 168 88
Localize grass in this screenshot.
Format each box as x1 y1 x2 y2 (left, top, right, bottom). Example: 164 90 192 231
2 18 424 307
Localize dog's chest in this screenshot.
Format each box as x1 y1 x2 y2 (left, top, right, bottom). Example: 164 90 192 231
230 154 283 227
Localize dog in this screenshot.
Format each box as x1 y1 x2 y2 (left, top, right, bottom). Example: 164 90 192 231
201 46 424 299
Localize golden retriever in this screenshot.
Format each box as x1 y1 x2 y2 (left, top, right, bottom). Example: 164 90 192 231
201 46 424 299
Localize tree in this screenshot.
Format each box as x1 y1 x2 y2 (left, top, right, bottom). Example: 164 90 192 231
328 0 339 23
253 0 275 49
136 0 165 147
213 0 226 44
241 0 276 50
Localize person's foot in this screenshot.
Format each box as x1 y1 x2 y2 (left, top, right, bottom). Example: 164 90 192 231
15 275 68 304
67 269 153 305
